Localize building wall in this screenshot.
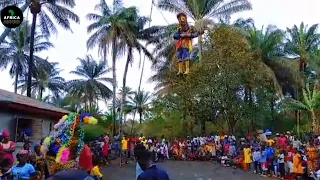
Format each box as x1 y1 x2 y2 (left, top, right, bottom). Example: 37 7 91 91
0 112 15 140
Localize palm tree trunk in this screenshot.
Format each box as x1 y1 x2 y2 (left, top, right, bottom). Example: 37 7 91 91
0 2 30 44
111 37 117 136
139 111 142 124
39 88 43 99
14 69 19 93
198 35 202 63
120 47 132 125
27 2 41 97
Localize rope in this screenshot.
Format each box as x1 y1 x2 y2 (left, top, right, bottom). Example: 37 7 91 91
137 0 154 92
152 0 170 25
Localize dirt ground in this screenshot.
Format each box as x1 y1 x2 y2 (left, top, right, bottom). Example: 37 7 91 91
102 160 266 180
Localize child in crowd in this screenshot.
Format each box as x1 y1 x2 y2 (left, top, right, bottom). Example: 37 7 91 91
221 153 228 167
252 148 261 174
260 146 267 176
272 156 278 177
91 156 103 180
278 149 285 179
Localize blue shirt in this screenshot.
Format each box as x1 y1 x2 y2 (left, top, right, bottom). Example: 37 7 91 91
136 163 144 180
12 163 35 180
137 165 170 180
260 150 267 163
252 151 261 162
266 146 274 158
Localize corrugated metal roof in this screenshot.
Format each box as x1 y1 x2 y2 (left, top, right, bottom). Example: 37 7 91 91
0 89 69 114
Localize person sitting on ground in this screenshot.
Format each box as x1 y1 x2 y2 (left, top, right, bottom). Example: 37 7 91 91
220 153 229 167
134 144 170 180
232 153 244 169
90 156 103 180
11 150 37 180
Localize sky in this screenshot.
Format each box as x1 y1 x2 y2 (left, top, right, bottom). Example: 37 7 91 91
0 0 319 108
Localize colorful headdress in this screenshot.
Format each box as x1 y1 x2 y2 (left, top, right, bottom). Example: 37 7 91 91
43 112 98 168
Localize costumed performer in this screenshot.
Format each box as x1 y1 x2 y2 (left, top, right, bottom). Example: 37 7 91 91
42 113 97 175
173 12 198 75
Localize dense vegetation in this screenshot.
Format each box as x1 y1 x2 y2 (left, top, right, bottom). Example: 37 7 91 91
0 0 320 138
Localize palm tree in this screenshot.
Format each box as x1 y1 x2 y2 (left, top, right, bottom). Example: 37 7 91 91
235 19 303 97
17 62 65 99
67 55 113 111
118 86 134 98
119 12 156 127
86 0 142 134
285 22 320 77
0 21 53 93
43 93 80 112
129 90 152 123
26 0 80 97
157 0 252 62
285 82 320 134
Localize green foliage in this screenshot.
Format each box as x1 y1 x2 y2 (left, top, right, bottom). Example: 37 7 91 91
83 124 106 141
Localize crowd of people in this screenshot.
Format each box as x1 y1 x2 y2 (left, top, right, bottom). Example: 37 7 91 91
113 131 320 180
2 122 320 180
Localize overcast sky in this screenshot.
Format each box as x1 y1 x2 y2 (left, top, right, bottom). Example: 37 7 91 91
0 0 319 102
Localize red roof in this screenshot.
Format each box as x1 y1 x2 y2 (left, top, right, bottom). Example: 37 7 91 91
0 89 69 115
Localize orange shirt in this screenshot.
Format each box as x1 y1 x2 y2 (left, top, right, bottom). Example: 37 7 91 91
292 153 303 174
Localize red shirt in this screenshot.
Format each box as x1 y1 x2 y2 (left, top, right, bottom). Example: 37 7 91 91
285 147 295 162
277 136 287 148
79 144 93 171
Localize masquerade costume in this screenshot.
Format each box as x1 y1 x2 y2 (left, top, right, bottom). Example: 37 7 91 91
42 113 97 175
174 12 198 75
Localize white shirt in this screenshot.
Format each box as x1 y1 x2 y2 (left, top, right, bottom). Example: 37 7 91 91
215 135 220 142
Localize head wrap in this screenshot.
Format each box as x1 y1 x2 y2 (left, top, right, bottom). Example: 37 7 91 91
2 129 9 137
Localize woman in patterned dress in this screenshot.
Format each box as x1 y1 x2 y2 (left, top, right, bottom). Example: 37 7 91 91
306 140 318 172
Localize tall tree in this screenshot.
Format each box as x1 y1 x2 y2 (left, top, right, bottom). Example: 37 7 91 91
26 0 79 97
157 0 252 62
0 21 53 93
17 62 65 99
234 18 303 97
285 22 320 77
67 55 113 111
129 90 152 123
86 0 143 134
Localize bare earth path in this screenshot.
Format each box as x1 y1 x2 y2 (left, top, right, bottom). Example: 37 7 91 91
102 160 266 180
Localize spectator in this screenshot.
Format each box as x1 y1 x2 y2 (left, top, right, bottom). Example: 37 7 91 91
135 144 170 180
91 156 103 180
11 150 36 180
121 136 128 164
0 130 15 167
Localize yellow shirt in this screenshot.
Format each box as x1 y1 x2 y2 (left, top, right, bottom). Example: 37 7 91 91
267 139 275 146
121 139 128 150
244 148 252 163
141 140 147 148
139 136 145 141
91 165 103 178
